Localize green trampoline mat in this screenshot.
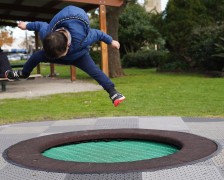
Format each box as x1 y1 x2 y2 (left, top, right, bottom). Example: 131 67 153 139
42 140 179 163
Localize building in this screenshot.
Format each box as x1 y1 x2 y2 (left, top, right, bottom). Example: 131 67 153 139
145 0 162 13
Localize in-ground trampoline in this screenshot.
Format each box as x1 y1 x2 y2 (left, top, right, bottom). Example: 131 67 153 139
3 128 218 174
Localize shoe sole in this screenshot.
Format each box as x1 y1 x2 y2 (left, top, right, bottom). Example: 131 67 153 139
114 97 125 107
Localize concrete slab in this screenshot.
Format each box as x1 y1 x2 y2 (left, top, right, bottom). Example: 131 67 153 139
138 116 189 131
0 116 224 180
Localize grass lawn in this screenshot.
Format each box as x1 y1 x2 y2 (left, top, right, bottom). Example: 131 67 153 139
0 66 223 125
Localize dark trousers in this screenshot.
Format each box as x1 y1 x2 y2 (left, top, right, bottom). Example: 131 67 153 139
23 50 114 91
73 53 114 91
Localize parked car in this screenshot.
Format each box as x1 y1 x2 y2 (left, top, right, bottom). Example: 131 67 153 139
7 53 31 61
7 54 22 61
21 54 31 60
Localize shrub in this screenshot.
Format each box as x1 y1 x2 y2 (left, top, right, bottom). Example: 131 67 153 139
157 53 190 72
122 50 168 68
188 24 224 71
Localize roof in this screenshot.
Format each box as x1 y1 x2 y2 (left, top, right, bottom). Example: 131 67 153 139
0 0 123 27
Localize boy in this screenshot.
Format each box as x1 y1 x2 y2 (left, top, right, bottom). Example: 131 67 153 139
5 5 125 107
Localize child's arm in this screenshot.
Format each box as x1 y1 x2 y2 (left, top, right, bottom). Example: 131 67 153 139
88 29 112 44
17 21 27 30
111 40 120 50
18 21 48 31
18 21 49 40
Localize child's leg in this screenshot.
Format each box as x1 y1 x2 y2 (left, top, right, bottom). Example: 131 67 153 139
73 53 125 106
5 50 46 80
74 53 114 91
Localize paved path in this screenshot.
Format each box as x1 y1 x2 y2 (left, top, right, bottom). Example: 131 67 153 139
0 116 224 180
0 77 102 99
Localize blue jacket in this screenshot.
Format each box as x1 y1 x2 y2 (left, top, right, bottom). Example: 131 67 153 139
23 6 113 75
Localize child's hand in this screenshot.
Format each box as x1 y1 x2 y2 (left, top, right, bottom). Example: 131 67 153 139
18 21 27 30
111 40 120 50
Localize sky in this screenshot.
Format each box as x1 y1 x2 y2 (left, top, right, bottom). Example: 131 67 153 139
10 0 169 48
161 0 169 10
138 0 168 10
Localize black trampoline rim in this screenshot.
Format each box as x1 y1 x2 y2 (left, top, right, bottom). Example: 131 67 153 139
3 129 219 174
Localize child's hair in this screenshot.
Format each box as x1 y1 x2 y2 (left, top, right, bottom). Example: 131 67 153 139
43 31 67 59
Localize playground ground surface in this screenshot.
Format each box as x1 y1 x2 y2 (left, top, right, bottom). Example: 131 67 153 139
1 77 224 179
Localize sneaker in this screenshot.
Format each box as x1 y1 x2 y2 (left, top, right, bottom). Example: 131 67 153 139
110 92 125 107
5 70 22 81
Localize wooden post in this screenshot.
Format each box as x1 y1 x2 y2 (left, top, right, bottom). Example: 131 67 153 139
70 65 76 81
35 31 41 74
50 64 55 77
99 5 109 76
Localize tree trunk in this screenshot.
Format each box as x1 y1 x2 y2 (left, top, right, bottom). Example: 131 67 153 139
106 4 126 78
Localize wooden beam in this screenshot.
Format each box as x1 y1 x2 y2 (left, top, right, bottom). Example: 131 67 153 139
0 3 59 14
26 1 62 19
70 65 76 81
0 14 50 22
50 64 56 77
99 5 109 76
62 0 123 7
0 21 17 27
34 31 41 74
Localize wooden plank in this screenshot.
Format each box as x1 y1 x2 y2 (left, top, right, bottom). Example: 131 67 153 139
29 74 42 78
99 5 109 76
0 74 42 81
62 0 123 7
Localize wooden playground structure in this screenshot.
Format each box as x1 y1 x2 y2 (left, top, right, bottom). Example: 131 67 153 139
0 0 124 81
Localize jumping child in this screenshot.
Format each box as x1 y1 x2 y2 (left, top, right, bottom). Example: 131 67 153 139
5 5 125 107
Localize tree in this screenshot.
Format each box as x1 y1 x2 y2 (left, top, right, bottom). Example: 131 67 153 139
0 29 13 47
154 0 224 72
107 4 126 77
89 1 138 77
187 25 224 71
163 0 208 58
119 2 160 55
214 37 224 59
203 0 224 23
88 6 125 78
106 0 144 77
19 34 35 53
